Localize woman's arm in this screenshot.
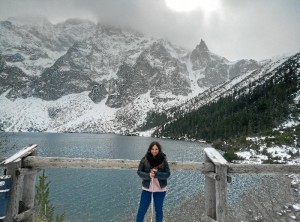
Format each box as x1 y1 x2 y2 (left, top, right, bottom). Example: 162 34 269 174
155 160 171 180
137 158 151 180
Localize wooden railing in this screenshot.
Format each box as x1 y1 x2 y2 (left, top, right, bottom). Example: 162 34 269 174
1 145 300 222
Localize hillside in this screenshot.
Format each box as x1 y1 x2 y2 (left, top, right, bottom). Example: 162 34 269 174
154 52 300 162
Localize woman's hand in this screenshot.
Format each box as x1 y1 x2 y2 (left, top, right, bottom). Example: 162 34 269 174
150 169 157 179
150 171 155 178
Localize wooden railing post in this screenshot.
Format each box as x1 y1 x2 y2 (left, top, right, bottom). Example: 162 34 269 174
204 154 216 220
21 149 38 222
1 144 38 222
215 161 228 221
3 161 22 222
203 148 229 222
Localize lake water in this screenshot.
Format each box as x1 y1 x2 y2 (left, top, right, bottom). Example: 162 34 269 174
0 132 282 222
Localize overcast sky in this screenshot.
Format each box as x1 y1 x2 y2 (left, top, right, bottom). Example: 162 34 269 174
1 0 300 61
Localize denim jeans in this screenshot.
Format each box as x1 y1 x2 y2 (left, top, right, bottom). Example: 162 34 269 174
136 190 166 222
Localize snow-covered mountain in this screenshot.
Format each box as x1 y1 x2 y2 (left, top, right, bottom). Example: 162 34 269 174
0 17 95 77
164 52 300 120
0 17 295 134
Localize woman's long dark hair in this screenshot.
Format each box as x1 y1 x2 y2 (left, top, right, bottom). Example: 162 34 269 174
146 141 165 168
147 141 162 154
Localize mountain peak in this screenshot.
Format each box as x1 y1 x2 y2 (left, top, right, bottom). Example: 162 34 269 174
197 39 209 52
190 39 211 70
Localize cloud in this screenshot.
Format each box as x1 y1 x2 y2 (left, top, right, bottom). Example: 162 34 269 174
0 0 300 60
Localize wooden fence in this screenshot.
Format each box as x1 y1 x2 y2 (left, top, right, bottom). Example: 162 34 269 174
1 144 300 222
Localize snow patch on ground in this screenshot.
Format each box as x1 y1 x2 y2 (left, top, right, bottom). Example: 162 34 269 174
234 133 300 221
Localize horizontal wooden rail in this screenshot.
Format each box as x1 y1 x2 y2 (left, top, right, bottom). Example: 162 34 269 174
2 156 300 174
19 156 300 174
228 163 300 174
22 156 215 171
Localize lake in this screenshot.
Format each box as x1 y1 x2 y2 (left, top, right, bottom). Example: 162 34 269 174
0 132 280 222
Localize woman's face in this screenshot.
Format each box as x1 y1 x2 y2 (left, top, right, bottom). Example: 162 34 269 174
150 145 159 157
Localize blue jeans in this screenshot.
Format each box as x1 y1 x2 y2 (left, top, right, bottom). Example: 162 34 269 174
136 190 166 222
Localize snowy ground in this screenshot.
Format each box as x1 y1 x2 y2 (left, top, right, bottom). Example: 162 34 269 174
233 135 300 221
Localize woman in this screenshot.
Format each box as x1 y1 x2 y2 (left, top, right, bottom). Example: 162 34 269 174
136 141 171 222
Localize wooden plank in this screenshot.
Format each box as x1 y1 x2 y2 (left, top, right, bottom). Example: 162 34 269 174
22 169 37 202
22 156 215 171
0 144 38 165
228 164 300 174
3 156 300 174
215 164 228 222
204 173 216 219
169 161 214 171
204 148 227 165
204 154 216 220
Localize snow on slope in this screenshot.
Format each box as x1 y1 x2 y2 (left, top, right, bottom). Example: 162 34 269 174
0 79 195 133
49 92 118 133
185 54 207 96
0 90 50 131
172 52 295 116
0 90 118 133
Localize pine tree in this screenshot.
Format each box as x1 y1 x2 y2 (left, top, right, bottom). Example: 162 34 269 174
34 169 65 222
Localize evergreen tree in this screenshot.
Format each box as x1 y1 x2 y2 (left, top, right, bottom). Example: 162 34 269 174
34 170 65 222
